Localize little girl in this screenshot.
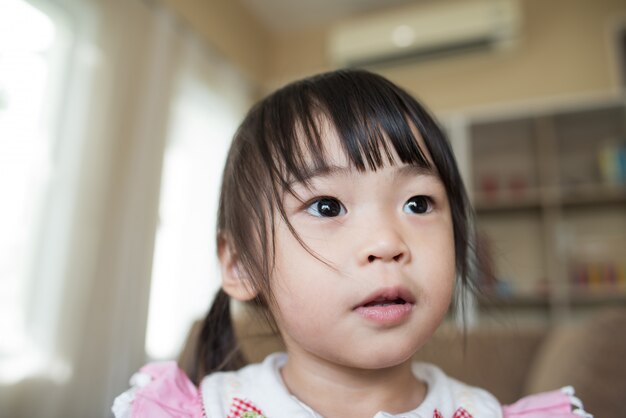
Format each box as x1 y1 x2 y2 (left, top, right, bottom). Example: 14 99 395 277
113 70 591 418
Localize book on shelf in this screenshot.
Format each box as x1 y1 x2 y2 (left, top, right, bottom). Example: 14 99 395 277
598 141 626 186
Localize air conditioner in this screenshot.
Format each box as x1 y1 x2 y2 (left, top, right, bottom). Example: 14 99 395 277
328 0 521 67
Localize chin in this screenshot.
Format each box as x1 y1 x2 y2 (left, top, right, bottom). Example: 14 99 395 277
340 342 419 370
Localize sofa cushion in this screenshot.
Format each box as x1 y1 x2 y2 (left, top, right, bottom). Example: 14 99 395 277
414 325 547 404
524 307 626 418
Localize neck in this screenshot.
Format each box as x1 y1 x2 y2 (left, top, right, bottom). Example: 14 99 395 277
280 349 426 418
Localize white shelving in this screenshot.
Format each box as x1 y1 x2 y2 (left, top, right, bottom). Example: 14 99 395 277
445 95 626 323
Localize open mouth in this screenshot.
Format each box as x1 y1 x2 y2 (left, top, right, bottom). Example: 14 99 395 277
362 297 408 307
355 286 416 310
353 286 416 325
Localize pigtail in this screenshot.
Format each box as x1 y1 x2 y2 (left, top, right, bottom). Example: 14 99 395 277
192 288 246 385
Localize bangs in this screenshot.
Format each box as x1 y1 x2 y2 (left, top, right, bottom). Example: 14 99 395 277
260 70 435 192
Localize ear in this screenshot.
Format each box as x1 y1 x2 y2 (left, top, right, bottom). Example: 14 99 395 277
218 234 258 301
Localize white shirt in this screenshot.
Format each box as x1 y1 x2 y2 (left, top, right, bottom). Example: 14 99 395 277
200 352 503 418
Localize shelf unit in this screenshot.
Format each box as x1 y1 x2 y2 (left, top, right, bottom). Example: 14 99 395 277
447 95 626 324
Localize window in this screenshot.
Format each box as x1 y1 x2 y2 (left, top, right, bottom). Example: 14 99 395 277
145 61 245 360
0 0 71 382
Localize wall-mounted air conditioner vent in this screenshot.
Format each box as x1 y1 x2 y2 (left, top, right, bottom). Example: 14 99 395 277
328 0 521 67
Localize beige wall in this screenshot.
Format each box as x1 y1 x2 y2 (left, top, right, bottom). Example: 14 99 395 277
161 0 270 87
265 0 626 112
383 0 626 112
164 0 626 112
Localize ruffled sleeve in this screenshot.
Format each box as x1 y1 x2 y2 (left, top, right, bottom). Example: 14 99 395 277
502 386 592 418
111 361 204 418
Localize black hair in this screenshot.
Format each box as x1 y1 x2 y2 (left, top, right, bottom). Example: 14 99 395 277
192 69 476 384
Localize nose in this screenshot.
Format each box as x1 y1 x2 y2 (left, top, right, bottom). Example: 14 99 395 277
358 224 411 265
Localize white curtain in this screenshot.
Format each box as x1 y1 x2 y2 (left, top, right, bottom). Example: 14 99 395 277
146 39 250 361
0 0 252 416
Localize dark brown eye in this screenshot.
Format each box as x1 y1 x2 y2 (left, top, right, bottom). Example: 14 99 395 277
306 197 346 217
403 196 432 214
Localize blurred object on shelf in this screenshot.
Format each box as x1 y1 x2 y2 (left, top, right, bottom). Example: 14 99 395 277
474 231 524 299
598 140 626 186
566 233 626 295
480 173 500 200
508 173 529 200
569 260 626 293
477 172 533 204
472 117 537 207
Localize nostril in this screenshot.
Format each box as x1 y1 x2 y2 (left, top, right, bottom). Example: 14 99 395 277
367 253 404 263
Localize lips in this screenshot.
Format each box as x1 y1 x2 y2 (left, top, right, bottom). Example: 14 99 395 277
353 286 415 326
354 286 416 309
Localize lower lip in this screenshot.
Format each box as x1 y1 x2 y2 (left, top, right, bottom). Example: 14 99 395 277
354 303 413 325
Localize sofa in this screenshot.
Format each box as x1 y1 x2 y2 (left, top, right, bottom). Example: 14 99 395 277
179 306 626 418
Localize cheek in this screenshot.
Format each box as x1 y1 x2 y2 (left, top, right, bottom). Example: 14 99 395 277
270 229 328 318
412 218 456 294
270 274 330 345
413 214 455 260
436 228 456 306
270 227 353 345
437 226 456 279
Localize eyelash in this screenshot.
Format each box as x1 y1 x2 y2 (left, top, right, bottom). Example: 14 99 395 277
304 195 434 218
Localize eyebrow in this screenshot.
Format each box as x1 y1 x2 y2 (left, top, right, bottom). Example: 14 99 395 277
289 163 438 186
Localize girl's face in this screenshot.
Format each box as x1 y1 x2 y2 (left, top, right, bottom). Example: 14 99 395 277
269 124 456 371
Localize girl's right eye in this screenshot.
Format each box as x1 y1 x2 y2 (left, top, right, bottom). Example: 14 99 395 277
305 197 346 218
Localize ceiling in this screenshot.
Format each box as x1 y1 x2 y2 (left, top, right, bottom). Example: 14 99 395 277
239 0 420 32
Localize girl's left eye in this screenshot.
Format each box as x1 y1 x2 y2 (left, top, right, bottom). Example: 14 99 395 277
305 197 346 218
403 195 433 214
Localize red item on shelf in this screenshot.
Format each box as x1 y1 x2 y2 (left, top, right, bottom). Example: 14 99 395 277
508 175 528 199
480 175 499 200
